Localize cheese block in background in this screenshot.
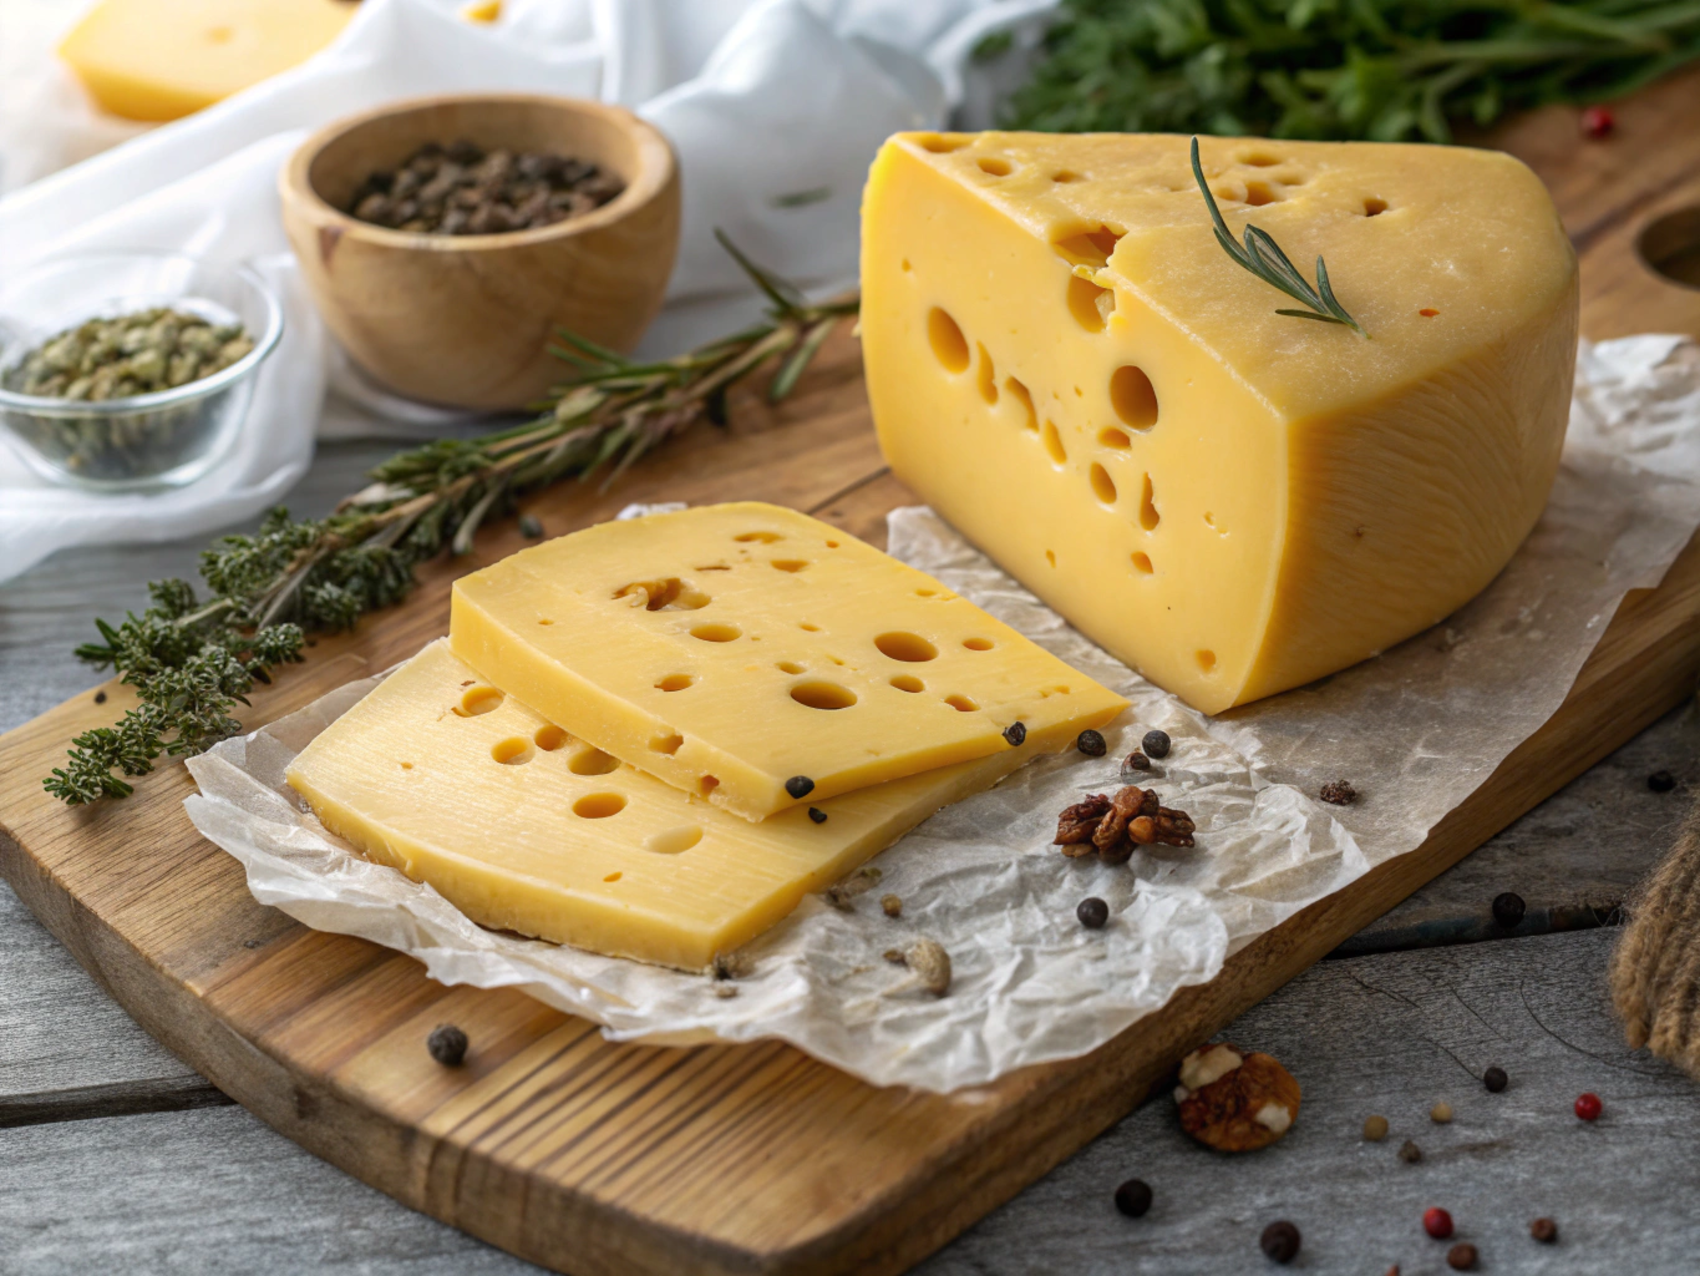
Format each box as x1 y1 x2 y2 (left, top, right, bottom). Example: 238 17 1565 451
860 133 1578 715
286 640 1082 969
59 0 357 123
450 503 1127 822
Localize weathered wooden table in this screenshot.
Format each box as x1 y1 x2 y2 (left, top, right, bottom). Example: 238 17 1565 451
7 75 1700 1273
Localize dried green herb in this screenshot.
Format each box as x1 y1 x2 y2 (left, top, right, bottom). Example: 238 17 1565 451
44 236 857 805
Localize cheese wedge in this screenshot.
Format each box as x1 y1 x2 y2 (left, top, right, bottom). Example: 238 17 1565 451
449 503 1127 821
59 0 356 123
285 640 1076 969
861 132 1578 714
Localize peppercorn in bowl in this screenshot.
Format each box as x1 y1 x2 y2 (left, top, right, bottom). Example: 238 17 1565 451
0 252 282 491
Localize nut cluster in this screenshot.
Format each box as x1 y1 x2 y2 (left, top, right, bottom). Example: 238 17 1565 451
1054 786 1196 862
1172 1042 1301 1152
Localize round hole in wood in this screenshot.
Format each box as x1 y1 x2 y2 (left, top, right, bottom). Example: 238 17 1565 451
791 680 857 710
572 793 627 819
874 631 938 662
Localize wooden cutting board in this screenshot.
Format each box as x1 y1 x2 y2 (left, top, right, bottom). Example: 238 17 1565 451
5 73 1700 1276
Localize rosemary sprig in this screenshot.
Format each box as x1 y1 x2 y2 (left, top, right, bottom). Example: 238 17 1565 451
1190 137 1367 338
44 237 858 806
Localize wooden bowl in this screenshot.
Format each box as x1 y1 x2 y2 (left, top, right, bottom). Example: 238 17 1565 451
280 93 679 411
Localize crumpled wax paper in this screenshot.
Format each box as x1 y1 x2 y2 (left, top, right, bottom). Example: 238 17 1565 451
183 335 1700 1093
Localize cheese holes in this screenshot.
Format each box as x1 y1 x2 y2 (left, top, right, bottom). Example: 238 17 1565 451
799 621 821 632
690 622 741 642
1110 366 1158 430
928 307 970 373
1053 226 1123 269
699 775 720 795
455 686 504 716
1276 171 1306 187
491 738 534 766
944 694 979 712
1098 426 1131 451
1139 474 1161 531
1067 275 1114 332
976 343 999 404
1131 551 1154 574
963 637 994 651
534 725 569 751
570 747 621 774
615 577 709 611
776 661 805 674
648 733 683 757
537 618 554 626
572 793 627 819
1241 151 1281 167
1364 197 1388 217
656 674 693 692
1005 376 1038 432
399 762 414 770
1045 549 1057 567
977 157 1013 177
918 134 965 153
875 631 938 662
915 588 937 597
1051 169 1082 183
771 559 809 572
1243 181 1279 207
1419 308 1439 318
791 680 857 710
1089 463 1117 506
1042 420 1067 465
604 872 622 883
890 675 925 692
734 531 782 543
646 825 703 855
1197 649 1218 673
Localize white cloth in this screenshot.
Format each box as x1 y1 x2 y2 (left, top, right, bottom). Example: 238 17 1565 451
0 0 1052 581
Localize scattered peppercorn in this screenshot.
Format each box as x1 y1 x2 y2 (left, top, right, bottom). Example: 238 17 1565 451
1492 891 1526 927
1398 1139 1423 1163
786 775 815 798
1077 897 1109 929
1575 1092 1602 1121
1003 721 1027 747
1076 728 1107 756
1142 729 1172 759
1319 780 1357 806
1581 104 1615 138
1648 770 1676 793
93 690 107 704
518 513 543 539
808 807 827 824
881 893 902 918
1260 1220 1301 1264
1363 1114 1389 1141
427 1024 468 1067
1483 1066 1508 1093
1113 1177 1153 1218
1447 1242 1479 1270
1430 1101 1453 1124
1423 1207 1454 1240
1531 1216 1558 1243
1123 749 1151 771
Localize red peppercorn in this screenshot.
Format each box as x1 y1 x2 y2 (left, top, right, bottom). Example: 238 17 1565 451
1581 106 1614 138
1575 1091 1602 1121
1423 1207 1455 1240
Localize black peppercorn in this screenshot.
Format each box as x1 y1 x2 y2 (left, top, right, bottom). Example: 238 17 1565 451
1398 1139 1423 1163
1447 1242 1478 1270
1483 1065 1508 1093
427 1024 468 1067
1319 780 1357 806
1113 1178 1152 1218
1648 770 1676 793
1260 1220 1301 1264
1492 891 1526 927
1141 729 1171 759
1076 729 1107 757
1077 897 1109 929
1530 1216 1558 1243
785 775 815 799
808 807 827 824
518 513 543 539
94 689 107 704
1003 721 1027 747
1123 750 1151 772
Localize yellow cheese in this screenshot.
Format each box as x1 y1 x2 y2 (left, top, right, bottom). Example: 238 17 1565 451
449 503 1127 821
860 133 1577 715
59 0 356 123
285 640 1077 969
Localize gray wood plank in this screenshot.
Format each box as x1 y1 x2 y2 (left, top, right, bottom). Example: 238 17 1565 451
918 926 1697 1276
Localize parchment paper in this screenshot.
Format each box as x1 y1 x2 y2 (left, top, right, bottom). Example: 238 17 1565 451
185 335 1700 1093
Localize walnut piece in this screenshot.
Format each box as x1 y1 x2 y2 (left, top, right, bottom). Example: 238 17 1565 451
1054 794 1111 852
1055 786 1196 860
1174 1042 1301 1152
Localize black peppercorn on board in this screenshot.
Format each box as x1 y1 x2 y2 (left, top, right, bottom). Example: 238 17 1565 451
4 69 1700 1276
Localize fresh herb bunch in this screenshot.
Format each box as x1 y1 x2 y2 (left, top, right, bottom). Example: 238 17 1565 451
45 234 857 805
993 0 1700 142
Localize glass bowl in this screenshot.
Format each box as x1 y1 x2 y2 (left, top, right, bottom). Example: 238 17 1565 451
0 252 284 491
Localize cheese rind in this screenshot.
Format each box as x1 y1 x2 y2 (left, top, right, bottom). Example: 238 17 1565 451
284 640 1074 970
449 503 1127 820
860 132 1577 714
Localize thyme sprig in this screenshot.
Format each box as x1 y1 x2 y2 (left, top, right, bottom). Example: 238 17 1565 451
1191 137 1367 337
44 236 857 805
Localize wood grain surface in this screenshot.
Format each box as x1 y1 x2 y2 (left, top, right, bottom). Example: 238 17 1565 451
4 71 1700 1276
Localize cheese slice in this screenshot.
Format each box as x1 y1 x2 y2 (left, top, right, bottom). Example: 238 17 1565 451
449 503 1127 821
860 132 1578 714
59 0 356 123
285 640 1076 969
